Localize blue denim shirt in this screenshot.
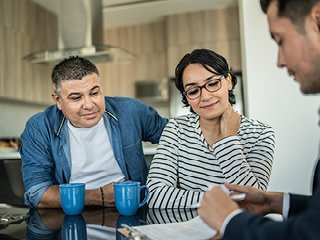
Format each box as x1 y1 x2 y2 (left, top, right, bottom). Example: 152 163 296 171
20 96 168 207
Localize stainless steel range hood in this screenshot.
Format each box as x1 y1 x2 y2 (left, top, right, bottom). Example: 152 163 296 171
25 0 135 64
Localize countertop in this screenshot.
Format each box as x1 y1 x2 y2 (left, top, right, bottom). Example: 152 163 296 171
0 145 156 160
0 151 21 160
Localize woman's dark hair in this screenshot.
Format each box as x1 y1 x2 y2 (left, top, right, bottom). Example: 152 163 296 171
175 48 237 110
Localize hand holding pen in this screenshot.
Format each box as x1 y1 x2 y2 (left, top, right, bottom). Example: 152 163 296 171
191 184 246 208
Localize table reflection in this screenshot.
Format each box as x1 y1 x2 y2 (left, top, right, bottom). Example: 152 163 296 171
61 215 87 240
0 207 200 239
25 207 147 240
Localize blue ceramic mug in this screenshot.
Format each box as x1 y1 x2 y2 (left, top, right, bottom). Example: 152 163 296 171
59 183 85 215
114 181 149 216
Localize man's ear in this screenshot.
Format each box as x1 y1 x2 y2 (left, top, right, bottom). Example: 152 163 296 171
51 93 62 110
311 3 320 31
51 92 59 102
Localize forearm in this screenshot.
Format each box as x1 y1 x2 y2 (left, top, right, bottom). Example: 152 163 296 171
147 156 198 208
85 188 103 206
147 179 203 208
37 185 115 208
147 135 186 208
213 137 264 188
85 188 113 207
37 185 61 208
214 137 274 190
86 183 115 207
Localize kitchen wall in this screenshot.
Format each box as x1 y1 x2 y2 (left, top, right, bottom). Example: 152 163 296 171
102 6 241 92
102 6 241 118
100 21 168 98
0 0 58 138
166 6 241 77
0 0 57 105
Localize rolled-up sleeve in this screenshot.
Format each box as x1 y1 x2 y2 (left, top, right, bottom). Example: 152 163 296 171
24 181 52 208
20 118 56 208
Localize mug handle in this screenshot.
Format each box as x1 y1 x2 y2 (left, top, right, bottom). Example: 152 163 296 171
139 185 150 208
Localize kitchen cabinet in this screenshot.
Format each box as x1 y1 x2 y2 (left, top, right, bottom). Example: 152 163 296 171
103 6 241 97
166 6 241 77
0 0 57 105
101 21 167 98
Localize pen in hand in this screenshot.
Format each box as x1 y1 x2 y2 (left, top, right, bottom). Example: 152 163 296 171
190 185 246 208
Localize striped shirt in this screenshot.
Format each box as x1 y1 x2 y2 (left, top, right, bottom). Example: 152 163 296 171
147 113 275 208
147 208 198 224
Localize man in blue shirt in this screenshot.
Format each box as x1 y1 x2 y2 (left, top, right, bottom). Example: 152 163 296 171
20 56 168 208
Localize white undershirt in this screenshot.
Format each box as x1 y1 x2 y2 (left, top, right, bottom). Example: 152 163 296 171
68 118 125 189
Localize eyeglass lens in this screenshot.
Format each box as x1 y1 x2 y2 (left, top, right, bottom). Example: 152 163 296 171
185 77 223 99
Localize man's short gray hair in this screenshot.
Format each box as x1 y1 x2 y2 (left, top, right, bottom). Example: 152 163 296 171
51 56 99 97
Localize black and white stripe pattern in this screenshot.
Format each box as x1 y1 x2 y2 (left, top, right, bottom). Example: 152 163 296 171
147 114 275 208
147 208 198 224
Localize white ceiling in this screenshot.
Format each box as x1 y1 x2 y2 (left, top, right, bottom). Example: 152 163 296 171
32 0 237 29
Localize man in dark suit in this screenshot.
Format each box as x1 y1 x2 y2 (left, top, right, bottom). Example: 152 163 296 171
198 0 320 239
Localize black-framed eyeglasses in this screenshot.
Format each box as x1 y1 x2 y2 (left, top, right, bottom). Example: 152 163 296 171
183 75 224 100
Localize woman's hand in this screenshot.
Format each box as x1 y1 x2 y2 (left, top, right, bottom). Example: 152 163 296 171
220 105 241 138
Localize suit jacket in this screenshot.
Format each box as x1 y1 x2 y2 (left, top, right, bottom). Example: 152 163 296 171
223 158 320 240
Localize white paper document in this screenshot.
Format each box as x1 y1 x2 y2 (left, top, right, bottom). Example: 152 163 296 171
133 216 217 240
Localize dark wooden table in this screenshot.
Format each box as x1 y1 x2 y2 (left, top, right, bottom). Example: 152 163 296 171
0 206 144 239
0 206 220 239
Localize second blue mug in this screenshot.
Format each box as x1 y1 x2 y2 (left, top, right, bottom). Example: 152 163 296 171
114 181 149 216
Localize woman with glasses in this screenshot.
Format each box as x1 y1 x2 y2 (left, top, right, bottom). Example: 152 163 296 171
147 48 275 208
